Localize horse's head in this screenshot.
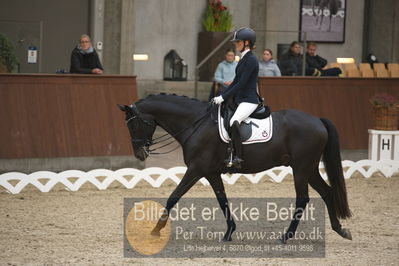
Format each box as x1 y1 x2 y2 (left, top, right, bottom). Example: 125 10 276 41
117 104 156 161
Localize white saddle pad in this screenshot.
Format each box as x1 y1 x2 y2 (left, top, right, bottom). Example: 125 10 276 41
218 105 273 144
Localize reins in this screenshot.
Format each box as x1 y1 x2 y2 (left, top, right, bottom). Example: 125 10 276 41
148 109 211 155
127 105 212 156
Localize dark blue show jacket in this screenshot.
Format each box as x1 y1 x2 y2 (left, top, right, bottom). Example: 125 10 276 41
221 51 259 105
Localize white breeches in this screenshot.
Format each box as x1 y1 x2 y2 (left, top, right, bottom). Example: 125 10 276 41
230 102 258 126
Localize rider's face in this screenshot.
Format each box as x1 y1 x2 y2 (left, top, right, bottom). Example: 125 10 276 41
234 40 244 52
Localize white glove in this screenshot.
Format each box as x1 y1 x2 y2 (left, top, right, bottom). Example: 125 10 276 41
212 95 224 105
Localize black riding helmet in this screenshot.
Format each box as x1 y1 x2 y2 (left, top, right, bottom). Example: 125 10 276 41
231 27 256 50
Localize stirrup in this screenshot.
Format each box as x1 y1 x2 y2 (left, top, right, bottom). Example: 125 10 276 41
224 147 234 167
232 156 244 169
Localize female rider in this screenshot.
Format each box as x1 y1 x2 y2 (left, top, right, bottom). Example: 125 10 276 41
212 27 259 169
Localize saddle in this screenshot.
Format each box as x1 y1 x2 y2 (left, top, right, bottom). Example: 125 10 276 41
221 98 271 142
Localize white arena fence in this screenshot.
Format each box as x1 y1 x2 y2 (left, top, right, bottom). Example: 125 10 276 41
0 160 398 194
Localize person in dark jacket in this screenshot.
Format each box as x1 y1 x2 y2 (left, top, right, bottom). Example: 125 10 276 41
306 42 341 76
278 41 316 76
70 34 103 74
278 41 301 76
306 42 327 70
211 27 259 168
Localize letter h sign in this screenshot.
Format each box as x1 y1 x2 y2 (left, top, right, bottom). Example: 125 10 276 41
368 129 399 160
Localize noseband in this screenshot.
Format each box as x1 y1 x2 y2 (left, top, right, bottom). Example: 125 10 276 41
125 104 155 154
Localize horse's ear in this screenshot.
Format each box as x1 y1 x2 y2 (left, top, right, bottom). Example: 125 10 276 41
117 104 128 112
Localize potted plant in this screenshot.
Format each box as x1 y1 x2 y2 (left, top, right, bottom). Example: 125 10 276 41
0 33 18 73
197 0 234 81
202 0 232 32
370 93 399 130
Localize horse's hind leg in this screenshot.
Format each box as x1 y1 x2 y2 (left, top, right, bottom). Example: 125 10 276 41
151 168 201 236
206 175 236 241
309 170 352 240
281 169 310 243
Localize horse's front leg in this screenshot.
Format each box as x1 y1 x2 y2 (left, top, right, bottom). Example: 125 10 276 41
206 175 236 241
151 168 202 236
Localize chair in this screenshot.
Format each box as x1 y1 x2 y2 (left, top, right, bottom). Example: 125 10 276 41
373 63 386 71
389 68 399 78
346 68 361 77
361 68 374 77
375 68 389 78
387 63 399 72
359 63 371 71
344 63 358 70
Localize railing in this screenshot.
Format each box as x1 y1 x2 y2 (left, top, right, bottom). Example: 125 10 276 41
194 32 234 98
194 30 308 98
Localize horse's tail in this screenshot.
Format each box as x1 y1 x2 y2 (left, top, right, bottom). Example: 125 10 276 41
320 118 352 219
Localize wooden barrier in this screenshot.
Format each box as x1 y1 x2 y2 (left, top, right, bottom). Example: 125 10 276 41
258 77 399 149
1 75 397 158
0 74 137 158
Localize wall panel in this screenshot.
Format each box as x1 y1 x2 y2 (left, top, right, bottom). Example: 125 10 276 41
259 77 399 149
0 74 137 158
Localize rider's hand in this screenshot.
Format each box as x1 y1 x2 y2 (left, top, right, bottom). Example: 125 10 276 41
212 95 224 105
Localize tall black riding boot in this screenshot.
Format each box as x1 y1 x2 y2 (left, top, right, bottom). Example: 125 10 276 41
231 121 244 169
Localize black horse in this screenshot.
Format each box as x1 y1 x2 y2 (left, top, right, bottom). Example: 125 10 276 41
117 93 352 243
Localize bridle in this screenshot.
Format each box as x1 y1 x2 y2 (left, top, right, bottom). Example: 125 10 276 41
125 105 154 148
125 104 211 156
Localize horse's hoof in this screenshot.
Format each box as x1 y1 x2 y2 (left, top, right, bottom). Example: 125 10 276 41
337 228 352 240
277 237 287 245
222 236 232 242
340 228 352 240
151 229 160 237
222 225 236 242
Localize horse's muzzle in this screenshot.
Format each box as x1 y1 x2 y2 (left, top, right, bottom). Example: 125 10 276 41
134 146 149 161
